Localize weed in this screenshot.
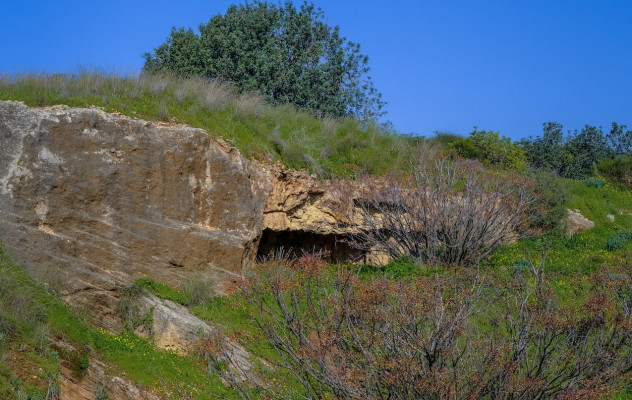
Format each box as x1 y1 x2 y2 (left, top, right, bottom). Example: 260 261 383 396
607 231 632 251
181 272 215 307
95 381 109 400
585 177 605 188
118 285 144 331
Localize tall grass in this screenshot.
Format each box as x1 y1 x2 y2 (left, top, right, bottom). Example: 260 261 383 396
0 71 425 178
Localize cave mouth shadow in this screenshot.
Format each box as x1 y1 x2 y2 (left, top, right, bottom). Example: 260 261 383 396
257 229 363 264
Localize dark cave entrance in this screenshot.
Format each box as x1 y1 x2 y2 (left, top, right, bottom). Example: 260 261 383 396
257 229 363 263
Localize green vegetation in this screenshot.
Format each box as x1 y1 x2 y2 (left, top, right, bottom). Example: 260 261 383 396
144 1 384 120
488 179 632 275
451 128 527 170
135 277 189 305
0 244 243 400
585 176 606 188
136 272 215 307
2 40 632 397
598 154 632 189
520 121 632 179
607 231 632 251
0 72 414 178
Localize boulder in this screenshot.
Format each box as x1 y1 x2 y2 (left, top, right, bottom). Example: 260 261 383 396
566 209 595 236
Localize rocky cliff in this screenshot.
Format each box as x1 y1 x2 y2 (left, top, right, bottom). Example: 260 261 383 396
0 101 359 332
0 101 272 330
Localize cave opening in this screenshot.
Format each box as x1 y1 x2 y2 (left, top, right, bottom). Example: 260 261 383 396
257 229 363 264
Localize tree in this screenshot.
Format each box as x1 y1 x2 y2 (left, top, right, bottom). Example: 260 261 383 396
519 122 570 176
607 122 632 155
520 122 626 180
143 1 385 121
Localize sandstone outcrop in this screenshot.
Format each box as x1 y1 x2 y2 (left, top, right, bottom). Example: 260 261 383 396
0 101 270 330
260 165 362 262
0 100 366 333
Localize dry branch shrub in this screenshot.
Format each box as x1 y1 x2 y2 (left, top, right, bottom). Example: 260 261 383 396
330 157 536 266
209 252 632 400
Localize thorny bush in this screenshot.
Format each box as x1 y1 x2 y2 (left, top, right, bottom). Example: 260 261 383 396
330 157 536 266
206 251 632 400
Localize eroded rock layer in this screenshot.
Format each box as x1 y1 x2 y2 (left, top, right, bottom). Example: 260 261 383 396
0 101 270 328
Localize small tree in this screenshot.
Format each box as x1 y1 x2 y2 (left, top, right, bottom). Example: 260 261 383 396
143 1 385 121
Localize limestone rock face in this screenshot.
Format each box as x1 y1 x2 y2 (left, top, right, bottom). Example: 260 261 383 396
0 101 270 329
262 166 341 235
136 293 214 352
260 166 368 263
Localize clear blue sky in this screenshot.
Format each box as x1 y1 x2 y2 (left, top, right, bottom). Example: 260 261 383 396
3 0 631 139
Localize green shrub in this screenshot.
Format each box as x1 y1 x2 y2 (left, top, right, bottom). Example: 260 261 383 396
606 231 632 251
529 171 570 234
95 381 109 400
597 156 632 189
430 133 464 149
510 258 532 274
450 138 481 160
463 129 527 170
118 285 144 331
585 177 605 188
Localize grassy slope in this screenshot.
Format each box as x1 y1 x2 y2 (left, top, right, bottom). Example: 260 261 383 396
2 178 631 399
0 245 241 400
488 179 632 275
2 73 632 398
0 72 420 178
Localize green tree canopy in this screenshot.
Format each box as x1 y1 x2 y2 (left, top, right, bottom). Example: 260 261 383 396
143 1 385 121
520 122 630 179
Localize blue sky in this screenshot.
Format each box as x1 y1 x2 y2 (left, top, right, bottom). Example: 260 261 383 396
3 0 631 139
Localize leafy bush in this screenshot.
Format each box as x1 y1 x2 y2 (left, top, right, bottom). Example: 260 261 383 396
598 155 632 189
607 231 632 251
528 170 570 234
520 122 630 179
453 129 526 170
510 258 531 274
584 177 605 188
429 132 464 149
